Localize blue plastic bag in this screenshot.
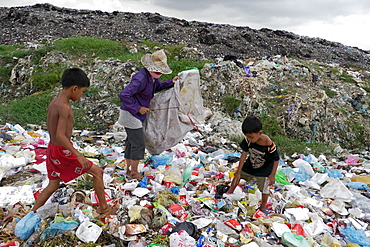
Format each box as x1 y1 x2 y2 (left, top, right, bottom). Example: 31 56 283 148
326 168 343 178
151 152 173 168
40 220 79 241
139 176 149 188
171 186 180 195
294 167 309 182
339 226 370 246
15 211 41 240
346 182 370 191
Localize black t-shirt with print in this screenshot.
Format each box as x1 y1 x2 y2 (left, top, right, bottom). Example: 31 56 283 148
240 138 280 177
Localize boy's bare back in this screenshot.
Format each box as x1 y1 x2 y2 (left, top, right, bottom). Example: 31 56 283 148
47 95 74 145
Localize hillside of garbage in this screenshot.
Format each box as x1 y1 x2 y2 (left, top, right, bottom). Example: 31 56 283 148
2 45 369 151
0 3 370 70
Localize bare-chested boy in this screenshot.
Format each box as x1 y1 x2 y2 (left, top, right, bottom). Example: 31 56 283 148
31 68 115 215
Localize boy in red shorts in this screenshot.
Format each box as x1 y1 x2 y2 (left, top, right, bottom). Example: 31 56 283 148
31 68 115 215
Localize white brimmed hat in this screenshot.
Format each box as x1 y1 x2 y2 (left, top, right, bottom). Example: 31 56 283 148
141 49 172 74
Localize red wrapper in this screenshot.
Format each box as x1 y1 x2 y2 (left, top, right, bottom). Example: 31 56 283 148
252 209 267 219
159 222 173 235
224 219 242 231
179 194 189 206
163 182 176 188
192 168 200 176
178 212 189 222
291 224 306 237
208 184 217 194
169 203 188 222
33 188 43 200
169 203 185 216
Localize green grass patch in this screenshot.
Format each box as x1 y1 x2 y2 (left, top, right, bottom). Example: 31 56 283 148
0 44 24 59
31 72 62 91
272 135 334 157
229 133 334 157
338 71 356 83
0 91 53 126
322 86 336 98
53 37 128 59
30 65 63 91
0 66 13 84
260 113 285 136
0 44 53 63
222 96 242 115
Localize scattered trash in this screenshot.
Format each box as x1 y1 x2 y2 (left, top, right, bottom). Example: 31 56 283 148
1 121 370 246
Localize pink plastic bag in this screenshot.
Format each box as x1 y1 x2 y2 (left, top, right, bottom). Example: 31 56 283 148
345 155 360 164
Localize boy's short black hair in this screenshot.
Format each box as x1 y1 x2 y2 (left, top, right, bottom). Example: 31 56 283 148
61 68 90 88
242 116 262 134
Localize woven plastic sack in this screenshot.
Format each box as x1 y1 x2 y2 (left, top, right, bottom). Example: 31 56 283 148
144 69 204 155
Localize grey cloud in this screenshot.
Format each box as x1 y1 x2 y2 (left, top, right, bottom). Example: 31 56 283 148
152 0 370 29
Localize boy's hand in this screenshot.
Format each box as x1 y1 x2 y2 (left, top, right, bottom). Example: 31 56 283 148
268 174 276 185
77 154 91 169
228 172 241 193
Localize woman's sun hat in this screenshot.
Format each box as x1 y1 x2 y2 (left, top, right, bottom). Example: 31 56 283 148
141 49 172 74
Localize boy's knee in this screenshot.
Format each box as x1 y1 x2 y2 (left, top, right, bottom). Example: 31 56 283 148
91 166 104 178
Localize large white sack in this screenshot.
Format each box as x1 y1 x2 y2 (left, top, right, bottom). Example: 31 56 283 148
144 69 204 155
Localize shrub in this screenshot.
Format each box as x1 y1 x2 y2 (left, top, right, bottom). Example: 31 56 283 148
222 96 242 115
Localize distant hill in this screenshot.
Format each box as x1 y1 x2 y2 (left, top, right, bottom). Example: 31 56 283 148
1 3 369 70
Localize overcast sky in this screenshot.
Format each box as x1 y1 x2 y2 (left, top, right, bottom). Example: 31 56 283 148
1 0 370 50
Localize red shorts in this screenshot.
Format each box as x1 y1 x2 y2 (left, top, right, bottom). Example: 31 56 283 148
46 143 92 183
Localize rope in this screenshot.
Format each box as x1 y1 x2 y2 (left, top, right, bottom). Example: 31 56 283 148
187 112 199 132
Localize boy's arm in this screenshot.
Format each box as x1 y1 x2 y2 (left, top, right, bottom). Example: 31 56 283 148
268 159 279 185
55 105 91 169
227 151 247 193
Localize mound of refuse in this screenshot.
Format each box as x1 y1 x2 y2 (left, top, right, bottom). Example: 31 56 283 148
1 120 370 246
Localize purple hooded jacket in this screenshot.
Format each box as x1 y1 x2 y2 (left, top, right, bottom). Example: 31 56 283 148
119 68 174 122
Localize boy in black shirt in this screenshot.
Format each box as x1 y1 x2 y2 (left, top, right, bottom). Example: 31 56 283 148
227 116 279 213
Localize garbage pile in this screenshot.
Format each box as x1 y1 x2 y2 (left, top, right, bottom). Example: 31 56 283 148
1 119 370 247
1 3 370 71
3 46 369 150
200 55 370 150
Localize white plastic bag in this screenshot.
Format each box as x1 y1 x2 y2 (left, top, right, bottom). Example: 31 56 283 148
76 220 102 243
121 180 139 191
163 163 183 185
170 230 196 247
320 178 353 201
292 159 314 177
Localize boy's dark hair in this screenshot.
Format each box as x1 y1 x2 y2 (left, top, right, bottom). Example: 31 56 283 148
61 68 90 88
242 116 262 134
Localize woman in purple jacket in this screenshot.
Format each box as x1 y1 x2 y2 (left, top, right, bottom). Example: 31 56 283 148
118 50 179 179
